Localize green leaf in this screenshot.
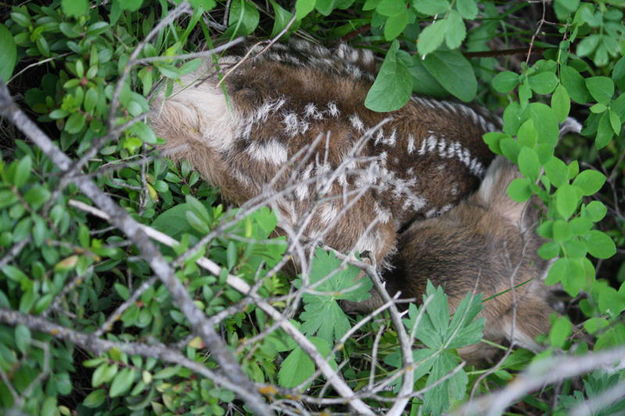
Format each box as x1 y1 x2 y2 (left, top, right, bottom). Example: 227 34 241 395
538 241 560 259
549 316 572 348
295 0 316 19
228 0 259 36
608 109 621 134
129 122 157 144
384 12 409 40
585 76 614 104
444 11 466 49
403 53 447 97
41 397 57 416
556 184 580 219
298 249 371 341
492 71 518 93
551 84 570 122
14 156 32 188
585 200 607 222
315 0 338 15
586 230 616 259
572 169 606 196
65 112 86 134
365 41 412 112
422 50 477 101
517 147 540 180
270 0 294 38
456 0 477 19
15 324 31 353
544 157 568 188
277 337 334 388
507 177 532 202
596 112 614 149
413 0 449 15
62 0 88 17
109 368 136 397
120 0 143 11
377 0 406 16
528 71 558 94
0 25 17 82
83 389 106 408
561 65 590 103
417 19 447 57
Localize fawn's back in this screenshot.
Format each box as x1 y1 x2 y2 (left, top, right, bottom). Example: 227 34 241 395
150 40 498 266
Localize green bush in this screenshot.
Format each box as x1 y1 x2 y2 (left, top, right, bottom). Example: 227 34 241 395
0 0 624 415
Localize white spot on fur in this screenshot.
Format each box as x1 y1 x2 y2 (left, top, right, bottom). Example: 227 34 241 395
246 140 288 165
349 114 365 132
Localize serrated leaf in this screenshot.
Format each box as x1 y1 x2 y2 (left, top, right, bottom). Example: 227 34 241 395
417 19 447 57
277 337 334 388
444 11 466 49
456 0 477 19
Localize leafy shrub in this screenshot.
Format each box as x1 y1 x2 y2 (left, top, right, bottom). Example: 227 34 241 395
0 0 624 415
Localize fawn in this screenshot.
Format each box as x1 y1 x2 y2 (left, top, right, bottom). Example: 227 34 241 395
150 40 552 359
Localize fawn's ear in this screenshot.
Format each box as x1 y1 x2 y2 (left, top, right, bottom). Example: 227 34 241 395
477 156 534 228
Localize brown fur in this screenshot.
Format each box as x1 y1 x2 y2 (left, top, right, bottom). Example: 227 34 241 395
150 40 497 267
383 157 553 361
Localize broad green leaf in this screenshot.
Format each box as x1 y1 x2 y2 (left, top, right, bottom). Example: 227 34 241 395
507 177 531 202
538 241 560 259
365 41 412 111
549 316 572 348
377 0 405 16
120 0 143 11
228 0 259 36
572 169 606 196
403 53 447 97
444 11 466 49
561 65 590 103
14 156 32 188
384 12 409 40
585 76 614 104
65 112 86 134
456 0 477 19
422 50 477 101
129 122 157 144
585 200 607 222
295 0 316 19
109 368 136 397
586 230 616 259
551 84 570 122
576 34 600 58
0 25 16 82
316 0 338 15
528 71 558 94
529 103 559 147
517 147 540 180
417 19 447 57
544 157 568 188
15 324 31 353
62 0 88 17
423 352 468 415
596 111 614 149
556 184 580 219
608 109 621 134
270 0 294 37
83 389 106 408
413 0 449 15
492 71 518 93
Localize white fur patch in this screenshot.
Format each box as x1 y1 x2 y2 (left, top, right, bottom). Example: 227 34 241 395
246 140 288 165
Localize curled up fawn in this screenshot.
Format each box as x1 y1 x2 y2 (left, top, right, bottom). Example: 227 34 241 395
150 39 554 361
